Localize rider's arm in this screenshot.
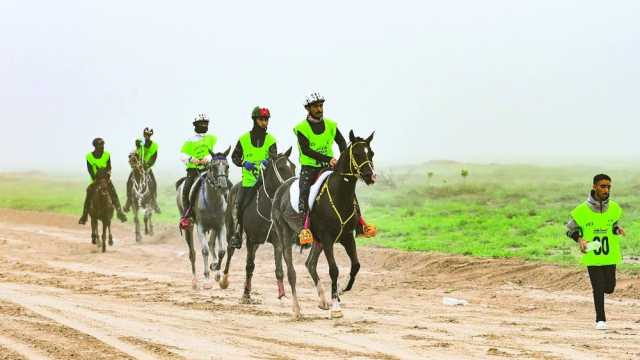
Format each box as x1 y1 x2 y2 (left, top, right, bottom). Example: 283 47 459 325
565 218 582 242
334 128 348 153
86 160 96 181
296 131 332 164
145 152 157 169
231 140 244 167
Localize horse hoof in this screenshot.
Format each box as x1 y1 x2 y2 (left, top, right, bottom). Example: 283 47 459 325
203 282 213 290
292 312 302 321
191 279 198 290
214 272 221 282
109 239 114 246
331 310 343 319
240 295 252 304
219 275 229 289
318 303 330 311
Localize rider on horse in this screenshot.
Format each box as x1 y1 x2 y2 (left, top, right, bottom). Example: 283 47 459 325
124 127 161 213
229 106 278 249
78 137 127 225
294 93 376 244
179 113 218 229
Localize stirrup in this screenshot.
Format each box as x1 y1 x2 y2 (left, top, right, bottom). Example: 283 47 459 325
359 223 377 238
179 216 193 230
298 228 314 245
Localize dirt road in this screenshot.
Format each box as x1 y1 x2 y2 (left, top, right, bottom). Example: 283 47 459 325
0 209 639 359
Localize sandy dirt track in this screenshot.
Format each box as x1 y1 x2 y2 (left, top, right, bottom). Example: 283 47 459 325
0 208 639 359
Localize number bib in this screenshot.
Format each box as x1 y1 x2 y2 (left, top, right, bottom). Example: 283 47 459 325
570 201 622 266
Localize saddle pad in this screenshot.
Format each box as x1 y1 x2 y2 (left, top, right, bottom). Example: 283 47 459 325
289 171 333 213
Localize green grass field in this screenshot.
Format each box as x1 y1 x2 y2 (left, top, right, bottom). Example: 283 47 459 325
2 162 640 271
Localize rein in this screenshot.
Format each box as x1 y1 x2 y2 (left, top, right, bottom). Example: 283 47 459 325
316 141 372 243
256 156 294 222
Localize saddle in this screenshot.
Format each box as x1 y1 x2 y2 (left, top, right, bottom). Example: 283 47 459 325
289 171 333 213
176 173 208 202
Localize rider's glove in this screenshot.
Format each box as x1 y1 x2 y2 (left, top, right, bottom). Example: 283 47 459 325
243 161 256 171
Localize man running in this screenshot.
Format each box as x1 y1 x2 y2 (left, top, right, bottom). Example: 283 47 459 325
566 173 626 330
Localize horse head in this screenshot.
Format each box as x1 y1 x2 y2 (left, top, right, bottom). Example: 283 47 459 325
207 146 231 190
339 130 376 185
261 146 296 195
128 152 145 175
93 168 113 203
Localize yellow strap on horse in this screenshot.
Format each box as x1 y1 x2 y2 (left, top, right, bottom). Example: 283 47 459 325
315 180 357 244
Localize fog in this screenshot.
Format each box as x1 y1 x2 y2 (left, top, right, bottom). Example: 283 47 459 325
1 0 639 179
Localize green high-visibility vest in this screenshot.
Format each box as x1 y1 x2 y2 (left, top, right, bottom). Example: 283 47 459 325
570 200 622 266
137 141 158 166
293 118 337 167
86 151 110 180
239 132 276 187
181 134 217 170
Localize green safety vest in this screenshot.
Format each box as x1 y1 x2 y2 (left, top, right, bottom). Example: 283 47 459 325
181 134 217 170
239 132 276 187
293 118 337 167
137 141 158 166
86 151 110 181
571 200 622 266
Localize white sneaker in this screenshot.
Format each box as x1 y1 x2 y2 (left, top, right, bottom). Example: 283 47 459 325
595 321 607 330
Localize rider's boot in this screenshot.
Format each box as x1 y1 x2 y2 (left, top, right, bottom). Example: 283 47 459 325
78 186 93 225
123 174 133 213
298 212 314 246
108 182 127 222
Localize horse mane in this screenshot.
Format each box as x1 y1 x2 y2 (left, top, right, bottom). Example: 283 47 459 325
211 153 228 160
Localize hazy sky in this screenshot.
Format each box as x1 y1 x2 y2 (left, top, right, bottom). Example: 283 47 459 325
1 1 639 178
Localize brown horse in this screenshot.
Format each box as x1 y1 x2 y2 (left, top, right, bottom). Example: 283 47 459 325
90 168 115 253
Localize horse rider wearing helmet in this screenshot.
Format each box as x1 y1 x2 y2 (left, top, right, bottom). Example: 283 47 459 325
229 106 278 249
294 92 376 244
124 127 161 214
78 137 127 224
179 113 218 229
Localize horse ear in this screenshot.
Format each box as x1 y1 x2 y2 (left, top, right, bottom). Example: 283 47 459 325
349 130 355 142
223 146 231 157
365 131 375 144
284 146 292 157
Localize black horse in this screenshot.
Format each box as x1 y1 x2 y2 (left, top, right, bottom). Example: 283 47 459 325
89 168 116 253
221 148 297 303
271 131 375 319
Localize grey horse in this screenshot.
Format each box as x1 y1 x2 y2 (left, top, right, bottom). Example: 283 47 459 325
176 148 231 290
221 148 296 302
126 152 153 243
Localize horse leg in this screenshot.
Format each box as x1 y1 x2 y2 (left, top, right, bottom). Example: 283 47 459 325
241 242 258 304
91 217 98 246
196 223 212 289
339 233 360 295
208 228 222 282
107 220 113 246
185 229 198 289
305 240 329 310
283 241 301 320
101 220 107 253
134 208 141 243
322 242 342 318
220 245 234 289
272 236 285 300
147 211 154 236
